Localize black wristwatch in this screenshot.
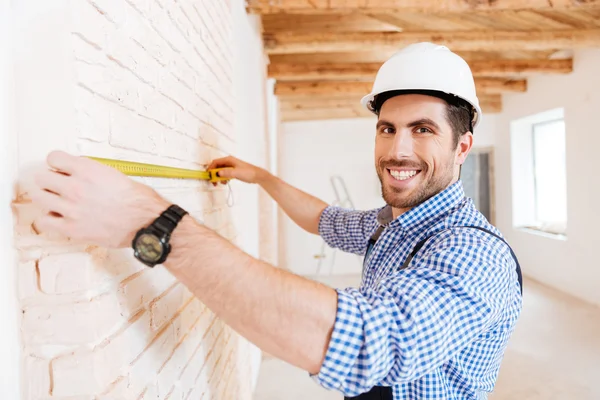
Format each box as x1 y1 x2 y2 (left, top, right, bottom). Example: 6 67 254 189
132 204 188 267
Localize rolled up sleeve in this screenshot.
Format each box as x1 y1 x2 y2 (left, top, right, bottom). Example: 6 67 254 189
311 289 371 395
318 206 381 255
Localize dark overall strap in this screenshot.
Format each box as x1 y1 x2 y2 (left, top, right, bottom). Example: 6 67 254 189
346 226 523 400
362 225 386 280
345 386 393 400
401 226 523 295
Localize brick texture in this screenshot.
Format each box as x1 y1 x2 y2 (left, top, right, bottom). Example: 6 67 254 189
14 0 262 398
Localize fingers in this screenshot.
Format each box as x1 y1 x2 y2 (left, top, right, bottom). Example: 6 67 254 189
207 156 235 170
208 157 234 186
47 150 79 176
215 168 234 179
34 169 71 196
33 213 69 236
29 188 71 217
214 168 233 185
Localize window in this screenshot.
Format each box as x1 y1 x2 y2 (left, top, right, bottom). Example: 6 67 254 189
462 148 495 225
511 108 568 238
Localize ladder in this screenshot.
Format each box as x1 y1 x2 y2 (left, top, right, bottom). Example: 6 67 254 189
314 176 361 276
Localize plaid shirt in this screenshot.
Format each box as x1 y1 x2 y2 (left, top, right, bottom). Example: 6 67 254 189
312 180 522 399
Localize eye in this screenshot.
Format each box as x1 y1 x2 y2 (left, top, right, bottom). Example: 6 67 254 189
415 126 433 134
380 126 395 134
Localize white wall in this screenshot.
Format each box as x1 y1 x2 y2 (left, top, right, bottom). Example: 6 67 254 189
0 1 21 398
231 4 268 260
494 49 600 307
279 114 498 277
473 111 497 149
230 0 268 389
9 0 266 397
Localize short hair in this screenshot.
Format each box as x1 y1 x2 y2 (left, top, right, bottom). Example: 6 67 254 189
371 90 474 149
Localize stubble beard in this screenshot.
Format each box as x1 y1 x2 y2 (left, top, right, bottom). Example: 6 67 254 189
376 158 455 210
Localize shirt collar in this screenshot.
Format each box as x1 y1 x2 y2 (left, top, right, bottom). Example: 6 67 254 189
376 180 466 230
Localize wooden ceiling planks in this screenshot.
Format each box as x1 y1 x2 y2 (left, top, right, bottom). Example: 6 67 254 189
280 106 374 122
254 1 599 122
264 30 600 54
534 8 600 28
274 79 527 97
248 0 600 14
262 9 600 33
268 49 564 64
275 81 373 97
279 95 503 122
269 59 573 80
279 94 504 106
261 13 403 33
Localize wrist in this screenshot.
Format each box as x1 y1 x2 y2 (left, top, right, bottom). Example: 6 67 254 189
255 167 271 186
162 214 210 273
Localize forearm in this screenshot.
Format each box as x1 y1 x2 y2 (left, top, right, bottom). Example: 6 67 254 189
163 215 338 374
257 170 328 235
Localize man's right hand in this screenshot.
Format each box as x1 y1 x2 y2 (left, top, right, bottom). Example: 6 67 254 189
207 156 267 185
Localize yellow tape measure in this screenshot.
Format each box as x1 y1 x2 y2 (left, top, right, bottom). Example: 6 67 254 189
86 156 231 183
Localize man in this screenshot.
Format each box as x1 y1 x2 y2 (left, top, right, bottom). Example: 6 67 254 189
29 43 522 399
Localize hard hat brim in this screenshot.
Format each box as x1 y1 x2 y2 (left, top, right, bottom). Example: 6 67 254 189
361 89 482 130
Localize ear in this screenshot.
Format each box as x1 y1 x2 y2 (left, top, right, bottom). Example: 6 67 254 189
455 131 474 165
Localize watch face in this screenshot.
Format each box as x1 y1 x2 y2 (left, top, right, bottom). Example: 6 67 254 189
135 233 164 263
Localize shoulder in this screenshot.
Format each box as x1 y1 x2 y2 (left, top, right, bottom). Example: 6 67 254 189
411 222 519 297
414 200 516 277
425 198 510 260
423 225 511 262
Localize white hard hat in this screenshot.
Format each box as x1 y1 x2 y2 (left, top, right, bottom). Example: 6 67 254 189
361 42 482 129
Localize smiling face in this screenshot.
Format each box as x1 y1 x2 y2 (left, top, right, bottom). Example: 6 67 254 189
375 94 473 218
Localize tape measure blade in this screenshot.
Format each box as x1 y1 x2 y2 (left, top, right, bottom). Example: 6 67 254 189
88 156 211 180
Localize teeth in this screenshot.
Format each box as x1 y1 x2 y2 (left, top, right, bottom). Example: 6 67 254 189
390 170 418 181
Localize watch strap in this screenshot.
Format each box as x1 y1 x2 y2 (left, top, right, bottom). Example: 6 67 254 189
151 205 188 236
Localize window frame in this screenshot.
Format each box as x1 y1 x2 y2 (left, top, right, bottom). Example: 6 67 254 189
510 108 568 240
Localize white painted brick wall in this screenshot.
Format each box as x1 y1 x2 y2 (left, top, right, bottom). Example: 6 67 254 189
14 0 264 398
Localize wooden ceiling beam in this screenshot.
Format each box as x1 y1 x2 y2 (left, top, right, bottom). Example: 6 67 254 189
468 58 573 76
264 30 600 54
274 79 526 96
280 107 373 122
268 50 561 65
268 59 573 80
279 94 503 106
261 13 403 33
280 97 368 111
279 94 503 122
248 0 600 14
275 81 373 97
270 62 381 80
476 77 527 93
279 99 503 122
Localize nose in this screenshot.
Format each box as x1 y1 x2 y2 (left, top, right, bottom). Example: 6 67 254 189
390 130 414 158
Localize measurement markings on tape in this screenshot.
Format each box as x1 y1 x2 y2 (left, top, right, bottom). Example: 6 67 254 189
86 156 231 183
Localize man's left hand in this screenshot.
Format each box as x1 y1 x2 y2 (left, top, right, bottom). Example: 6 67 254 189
29 150 169 248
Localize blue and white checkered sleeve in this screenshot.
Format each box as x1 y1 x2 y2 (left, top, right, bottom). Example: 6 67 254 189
312 230 518 396
318 206 381 255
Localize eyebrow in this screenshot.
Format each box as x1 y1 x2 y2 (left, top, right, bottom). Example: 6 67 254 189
376 119 394 130
376 118 441 131
407 118 441 130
